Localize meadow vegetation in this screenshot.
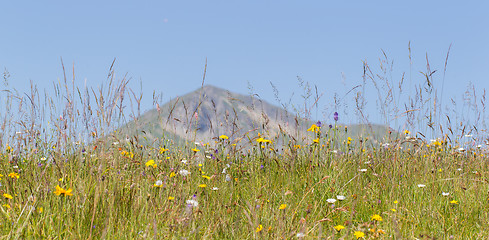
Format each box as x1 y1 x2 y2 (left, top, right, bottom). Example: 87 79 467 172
0 52 488 239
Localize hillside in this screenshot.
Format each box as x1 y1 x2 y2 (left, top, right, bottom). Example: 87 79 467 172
116 85 396 146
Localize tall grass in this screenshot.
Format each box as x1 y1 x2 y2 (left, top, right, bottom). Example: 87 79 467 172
0 50 488 239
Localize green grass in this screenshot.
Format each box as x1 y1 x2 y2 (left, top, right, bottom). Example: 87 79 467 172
1 132 488 239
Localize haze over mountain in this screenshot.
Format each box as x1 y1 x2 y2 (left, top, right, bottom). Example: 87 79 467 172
118 85 395 146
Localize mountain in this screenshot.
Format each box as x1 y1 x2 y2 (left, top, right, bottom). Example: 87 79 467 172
116 85 395 146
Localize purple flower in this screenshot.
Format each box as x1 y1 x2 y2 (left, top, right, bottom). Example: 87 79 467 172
316 121 322 127
333 112 339 122
329 124 333 129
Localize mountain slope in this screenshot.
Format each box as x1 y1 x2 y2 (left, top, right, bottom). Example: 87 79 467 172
117 85 396 145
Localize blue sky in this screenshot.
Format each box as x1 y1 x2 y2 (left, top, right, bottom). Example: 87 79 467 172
1 1 488 129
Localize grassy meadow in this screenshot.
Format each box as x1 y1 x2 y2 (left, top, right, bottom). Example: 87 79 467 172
1 57 488 239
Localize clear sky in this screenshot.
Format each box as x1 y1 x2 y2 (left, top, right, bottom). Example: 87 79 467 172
1 1 488 129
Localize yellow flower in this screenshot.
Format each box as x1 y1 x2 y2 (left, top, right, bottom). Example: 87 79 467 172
169 172 176 178
8 172 19 179
377 229 386 234
198 184 207 188
371 214 383 221
279 204 287 210
450 200 458 204
159 147 169 154
168 196 174 200
354 231 365 239
404 130 410 135
313 138 319 143
202 175 211 180
219 135 229 140
307 124 320 132
54 185 73 197
145 159 157 168
256 224 263 232
192 148 200 152
394 200 398 204
38 207 43 213
334 225 345 231
2 204 10 209
3 193 13 199
390 208 396 212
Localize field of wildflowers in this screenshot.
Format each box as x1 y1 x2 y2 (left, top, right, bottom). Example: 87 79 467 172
1 55 489 239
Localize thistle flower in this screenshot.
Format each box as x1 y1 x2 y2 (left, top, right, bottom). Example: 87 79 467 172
333 112 339 122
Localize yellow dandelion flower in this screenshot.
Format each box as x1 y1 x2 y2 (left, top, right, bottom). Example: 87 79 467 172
192 148 200 152
8 172 19 179
256 224 263 232
334 225 345 231
371 214 383 221
313 138 319 143
279 204 287 210
198 184 207 188
54 185 73 197
169 172 176 178
219 135 229 140
450 200 458 204
3 193 13 199
390 208 396 212
404 130 410 135
168 196 174 200
159 147 169 154
354 231 365 239
202 175 211 180
307 124 320 132
2 204 10 209
145 159 157 168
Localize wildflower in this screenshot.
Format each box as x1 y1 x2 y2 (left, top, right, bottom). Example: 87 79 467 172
202 175 211 180
354 231 365 239
404 130 410 135
198 184 207 188
326 198 336 204
168 196 174 200
279 204 287 210
359 169 367 172
219 135 229 140
313 138 320 143
40 157 47 161
442 192 450 196
54 185 73 197
334 225 345 231
8 172 19 179
371 214 383 221
378 229 386 234
450 200 458 204
169 172 176 178
307 124 320 132
336 195 346 201
179 169 191 176
390 208 396 212
2 204 10 209
225 174 231 182
394 200 398 204
333 112 339 122
159 147 169 154
3 193 13 199
145 159 157 168
212 187 219 191
192 148 200 152
256 224 263 232
154 180 163 187
296 232 305 238
186 199 199 207
417 184 426 188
